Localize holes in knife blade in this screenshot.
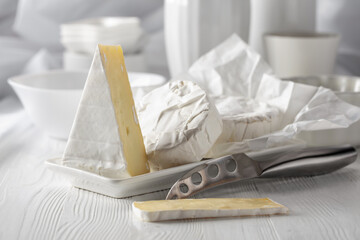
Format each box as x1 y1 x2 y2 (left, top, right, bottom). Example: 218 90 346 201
191 172 202 185
179 183 189 193
171 195 178 200
225 158 237 172
207 164 219 178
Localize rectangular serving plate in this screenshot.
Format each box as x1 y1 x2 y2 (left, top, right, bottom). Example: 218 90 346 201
46 144 304 198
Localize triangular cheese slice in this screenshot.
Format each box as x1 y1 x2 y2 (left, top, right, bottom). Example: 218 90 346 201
62 45 149 178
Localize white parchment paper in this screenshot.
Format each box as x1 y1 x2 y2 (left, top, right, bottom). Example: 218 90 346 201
177 34 360 158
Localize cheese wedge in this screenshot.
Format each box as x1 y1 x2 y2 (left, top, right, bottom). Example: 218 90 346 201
62 44 149 178
132 198 288 222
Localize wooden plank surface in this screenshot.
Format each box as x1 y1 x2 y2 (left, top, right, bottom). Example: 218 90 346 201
1 98 360 240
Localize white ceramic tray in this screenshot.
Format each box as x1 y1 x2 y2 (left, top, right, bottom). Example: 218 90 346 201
46 144 304 198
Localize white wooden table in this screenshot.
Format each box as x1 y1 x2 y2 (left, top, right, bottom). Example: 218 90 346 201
1 97 360 240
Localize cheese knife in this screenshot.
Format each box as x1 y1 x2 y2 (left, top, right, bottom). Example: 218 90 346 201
165 145 357 200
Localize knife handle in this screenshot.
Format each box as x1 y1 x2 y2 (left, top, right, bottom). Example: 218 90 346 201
260 145 357 178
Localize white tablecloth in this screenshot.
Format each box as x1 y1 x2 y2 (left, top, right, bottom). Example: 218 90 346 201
1 96 360 240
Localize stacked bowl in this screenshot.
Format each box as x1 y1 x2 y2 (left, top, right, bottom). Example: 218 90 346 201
61 17 146 71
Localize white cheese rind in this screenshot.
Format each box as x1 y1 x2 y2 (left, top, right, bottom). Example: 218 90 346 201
212 95 281 143
62 48 129 178
134 206 288 222
137 81 223 171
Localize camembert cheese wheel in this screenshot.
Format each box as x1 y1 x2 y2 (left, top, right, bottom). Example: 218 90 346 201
137 80 223 171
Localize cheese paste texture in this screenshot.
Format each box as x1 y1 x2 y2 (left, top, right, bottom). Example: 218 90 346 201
62 45 149 178
132 198 289 222
137 80 223 171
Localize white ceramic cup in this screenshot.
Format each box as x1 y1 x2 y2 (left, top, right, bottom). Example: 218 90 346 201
265 33 340 78
249 0 316 58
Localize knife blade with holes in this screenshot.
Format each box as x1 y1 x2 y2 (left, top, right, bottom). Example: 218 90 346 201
165 145 358 200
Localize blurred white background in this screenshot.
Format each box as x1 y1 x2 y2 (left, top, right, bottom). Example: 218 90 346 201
0 0 360 97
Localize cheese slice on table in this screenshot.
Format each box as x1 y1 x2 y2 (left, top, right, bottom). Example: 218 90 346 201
62 45 149 178
132 198 288 222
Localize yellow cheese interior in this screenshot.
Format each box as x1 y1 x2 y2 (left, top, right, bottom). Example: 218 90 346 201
98 44 149 176
133 198 287 212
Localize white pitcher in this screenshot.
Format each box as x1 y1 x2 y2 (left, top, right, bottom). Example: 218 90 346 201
164 0 316 77
164 0 250 77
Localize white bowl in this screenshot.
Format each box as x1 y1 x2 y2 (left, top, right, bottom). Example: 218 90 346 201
60 17 144 54
8 70 166 140
8 70 87 139
63 51 93 71
61 17 141 37
265 33 340 78
64 51 147 72
61 36 143 54
129 72 166 101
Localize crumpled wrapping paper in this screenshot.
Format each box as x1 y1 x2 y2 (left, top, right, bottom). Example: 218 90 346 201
175 34 360 158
